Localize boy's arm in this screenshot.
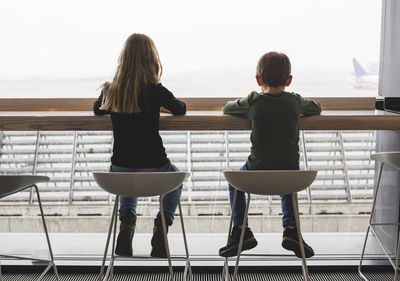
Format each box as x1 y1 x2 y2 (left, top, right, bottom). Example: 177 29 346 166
222 92 257 115
296 94 322 115
93 91 111 115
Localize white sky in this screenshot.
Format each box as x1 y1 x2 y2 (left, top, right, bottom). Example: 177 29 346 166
0 0 381 80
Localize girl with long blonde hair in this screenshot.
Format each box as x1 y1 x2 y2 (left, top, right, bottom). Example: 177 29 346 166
94 33 186 258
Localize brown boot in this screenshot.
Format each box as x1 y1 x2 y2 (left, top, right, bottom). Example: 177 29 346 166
150 216 172 258
115 212 136 256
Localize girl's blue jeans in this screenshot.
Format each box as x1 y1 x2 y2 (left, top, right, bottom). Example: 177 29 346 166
110 160 182 224
228 163 297 228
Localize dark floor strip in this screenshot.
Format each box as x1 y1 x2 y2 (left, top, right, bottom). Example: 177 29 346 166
0 272 397 281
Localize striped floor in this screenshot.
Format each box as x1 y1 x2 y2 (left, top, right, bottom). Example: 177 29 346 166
0 271 397 281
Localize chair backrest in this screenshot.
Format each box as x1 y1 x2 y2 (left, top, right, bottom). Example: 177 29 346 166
371 152 400 170
93 172 190 197
223 170 317 195
0 175 49 199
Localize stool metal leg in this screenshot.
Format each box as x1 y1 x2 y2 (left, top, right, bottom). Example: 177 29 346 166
394 228 400 281
233 192 251 281
159 194 174 281
292 193 310 281
108 197 119 281
35 185 60 281
359 162 384 281
99 196 119 281
177 191 193 281
222 188 238 281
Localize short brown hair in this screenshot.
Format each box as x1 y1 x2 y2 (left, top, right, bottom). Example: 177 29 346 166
256 52 291 87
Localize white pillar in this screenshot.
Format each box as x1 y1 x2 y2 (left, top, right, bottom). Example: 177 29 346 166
375 0 400 259
379 0 400 97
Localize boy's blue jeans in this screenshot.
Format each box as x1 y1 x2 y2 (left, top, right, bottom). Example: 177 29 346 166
110 160 182 224
228 163 297 228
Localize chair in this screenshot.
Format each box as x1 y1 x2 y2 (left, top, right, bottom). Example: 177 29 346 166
0 175 59 281
222 170 318 281
93 171 192 281
359 152 400 281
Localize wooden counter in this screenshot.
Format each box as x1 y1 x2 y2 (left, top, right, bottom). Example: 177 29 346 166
0 110 398 131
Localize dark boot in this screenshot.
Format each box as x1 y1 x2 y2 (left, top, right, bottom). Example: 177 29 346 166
115 212 136 257
219 226 258 257
150 216 172 258
281 226 314 258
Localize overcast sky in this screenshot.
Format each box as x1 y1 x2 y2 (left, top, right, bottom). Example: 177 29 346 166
0 0 381 80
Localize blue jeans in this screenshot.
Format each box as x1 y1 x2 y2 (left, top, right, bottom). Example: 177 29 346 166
110 160 182 224
228 163 297 228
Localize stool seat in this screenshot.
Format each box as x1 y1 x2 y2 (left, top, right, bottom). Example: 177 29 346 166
359 152 400 281
0 175 49 199
371 151 400 169
223 170 317 195
93 171 192 281
0 175 58 281
93 172 189 197
222 170 317 281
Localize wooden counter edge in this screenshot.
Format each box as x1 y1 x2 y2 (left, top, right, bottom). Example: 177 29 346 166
0 97 376 111
0 112 399 130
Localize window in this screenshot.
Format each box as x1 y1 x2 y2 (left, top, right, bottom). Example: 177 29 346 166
0 0 381 98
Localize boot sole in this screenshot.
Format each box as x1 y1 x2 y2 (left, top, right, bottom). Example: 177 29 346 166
281 237 314 258
115 246 133 257
219 237 258 257
150 234 168 258
150 247 168 258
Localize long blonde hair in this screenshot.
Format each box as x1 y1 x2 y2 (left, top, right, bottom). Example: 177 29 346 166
100 33 162 113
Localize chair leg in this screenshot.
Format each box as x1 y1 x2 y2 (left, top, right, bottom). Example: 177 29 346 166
0 260 3 281
99 197 119 281
159 195 174 281
292 193 310 281
233 193 251 281
359 162 384 281
177 192 193 281
108 197 119 281
35 185 60 281
394 226 400 281
358 225 372 281
222 189 238 281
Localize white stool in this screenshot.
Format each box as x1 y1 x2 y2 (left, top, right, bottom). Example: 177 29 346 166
222 170 317 281
0 175 59 281
93 171 192 281
359 152 400 281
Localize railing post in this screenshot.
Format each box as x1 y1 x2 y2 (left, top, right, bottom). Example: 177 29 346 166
68 131 78 205
338 131 352 203
186 131 193 203
0 131 3 173
224 131 230 170
29 131 41 205
301 131 312 203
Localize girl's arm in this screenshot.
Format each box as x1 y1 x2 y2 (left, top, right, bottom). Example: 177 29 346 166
158 85 186 115
93 91 111 115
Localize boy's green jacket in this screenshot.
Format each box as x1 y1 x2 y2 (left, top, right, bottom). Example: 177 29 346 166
223 91 322 170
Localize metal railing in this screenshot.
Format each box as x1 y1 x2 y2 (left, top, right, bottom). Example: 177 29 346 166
0 130 376 204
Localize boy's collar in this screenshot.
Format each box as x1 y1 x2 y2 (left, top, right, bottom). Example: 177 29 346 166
261 90 286 96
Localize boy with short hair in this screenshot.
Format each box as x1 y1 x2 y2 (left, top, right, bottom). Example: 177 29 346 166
219 52 321 258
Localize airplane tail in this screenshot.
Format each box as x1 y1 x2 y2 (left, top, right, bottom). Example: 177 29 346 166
352 58 368 76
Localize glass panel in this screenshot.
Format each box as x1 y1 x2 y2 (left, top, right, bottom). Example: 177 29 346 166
0 0 381 98
0 130 382 260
